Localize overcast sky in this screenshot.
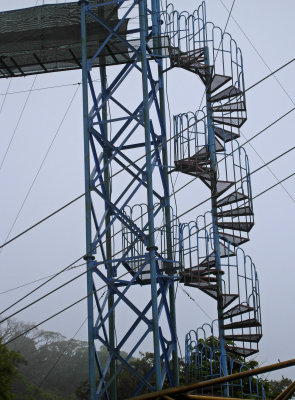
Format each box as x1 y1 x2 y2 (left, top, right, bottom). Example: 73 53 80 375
0 0 294 383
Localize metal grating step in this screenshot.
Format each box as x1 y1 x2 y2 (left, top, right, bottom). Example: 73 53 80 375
224 318 261 330
170 48 205 67
200 288 238 308
218 232 249 247
217 221 254 232
208 74 232 94
181 267 222 279
214 126 240 143
217 191 248 207
210 85 243 102
174 160 214 178
223 303 254 319
224 334 262 343
219 241 235 257
211 101 246 112
194 137 225 160
184 281 217 290
217 206 254 218
202 179 235 198
212 116 246 128
225 345 259 357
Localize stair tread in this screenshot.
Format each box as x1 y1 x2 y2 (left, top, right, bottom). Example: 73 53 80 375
224 318 261 330
184 281 218 289
200 288 238 308
182 267 221 277
219 241 235 257
217 206 254 218
170 48 205 65
201 179 235 198
225 345 259 357
217 191 249 207
212 116 246 128
214 126 240 143
208 74 232 94
224 333 262 343
217 221 254 232
223 304 254 319
218 232 249 247
210 85 243 102
174 160 214 178
194 137 225 159
211 101 246 112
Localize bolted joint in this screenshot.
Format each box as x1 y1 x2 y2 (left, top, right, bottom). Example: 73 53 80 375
83 255 95 261
146 245 158 251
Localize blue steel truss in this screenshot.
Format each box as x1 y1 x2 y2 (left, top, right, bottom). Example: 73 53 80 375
80 1 179 399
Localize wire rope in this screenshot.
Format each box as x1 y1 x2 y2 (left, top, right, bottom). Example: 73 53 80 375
1 143 295 325
1 67 293 252
0 85 80 251
0 75 38 171
3 165 295 347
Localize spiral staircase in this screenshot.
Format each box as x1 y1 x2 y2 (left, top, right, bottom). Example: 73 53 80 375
165 0 263 382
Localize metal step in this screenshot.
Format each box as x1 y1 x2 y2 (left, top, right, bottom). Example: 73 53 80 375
210 85 243 102
223 304 254 319
224 334 262 343
194 137 225 160
218 232 249 247
174 160 214 178
217 191 248 207
177 48 205 62
225 345 259 357
208 74 232 94
181 267 221 279
217 221 254 232
184 281 218 290
179 61 213 83
214 126 240 143
201 179 235 198
211 101 246 112
170 48 205 66
212 116 246 128
224 318 261 330
219 241 235 257
217 206 254 218
200 288 238 308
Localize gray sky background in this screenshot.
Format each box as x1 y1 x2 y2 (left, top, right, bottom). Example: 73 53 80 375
0 0 294 382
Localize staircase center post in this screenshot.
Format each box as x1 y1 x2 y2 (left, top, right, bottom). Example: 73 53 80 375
204 45 229 381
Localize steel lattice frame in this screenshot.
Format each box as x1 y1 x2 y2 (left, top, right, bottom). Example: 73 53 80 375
80 1 178 398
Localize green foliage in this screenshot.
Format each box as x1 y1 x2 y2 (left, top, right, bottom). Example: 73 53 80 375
0 337 20 400
267 376 293 399
2 320 293 400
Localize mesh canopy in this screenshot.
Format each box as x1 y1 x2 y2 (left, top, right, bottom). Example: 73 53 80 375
0 1 131 78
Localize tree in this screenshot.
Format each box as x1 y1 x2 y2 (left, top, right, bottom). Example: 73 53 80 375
268 376 293 399
0 337 20 400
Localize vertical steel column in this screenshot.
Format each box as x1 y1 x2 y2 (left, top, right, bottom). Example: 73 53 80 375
151 0 179 386
100 63 117 400
139 0 161 390
204 46 228 379
80 1 96 399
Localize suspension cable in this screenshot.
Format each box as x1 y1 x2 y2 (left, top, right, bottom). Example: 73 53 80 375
1 144 294 324
1 83 294 252
3 165 295 346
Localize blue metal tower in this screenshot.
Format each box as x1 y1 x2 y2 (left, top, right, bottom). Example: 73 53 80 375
80 1 179 398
